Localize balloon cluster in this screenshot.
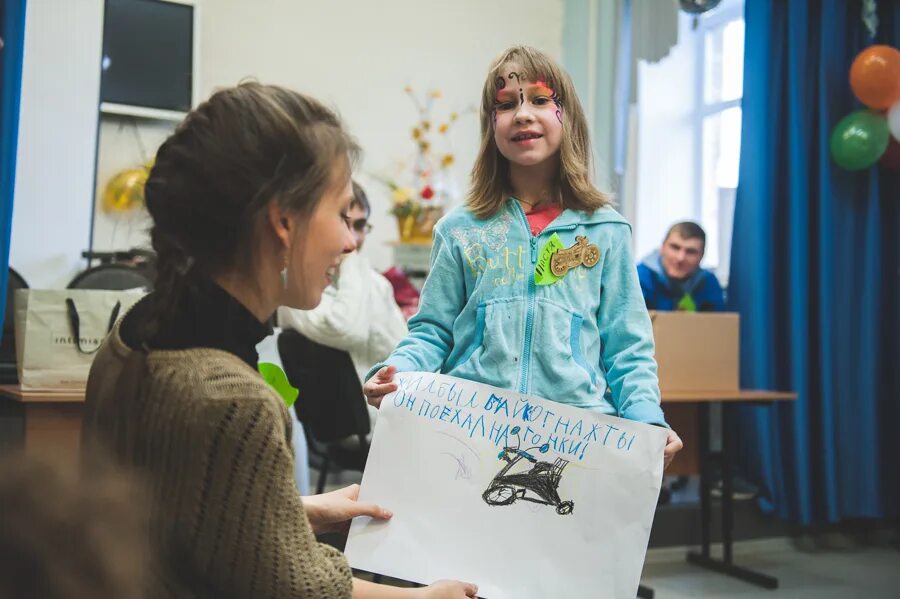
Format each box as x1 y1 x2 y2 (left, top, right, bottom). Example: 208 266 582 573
830 45 900 171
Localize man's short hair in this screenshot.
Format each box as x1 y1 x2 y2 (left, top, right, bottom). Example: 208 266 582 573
351 181 370 217
665 221 706 249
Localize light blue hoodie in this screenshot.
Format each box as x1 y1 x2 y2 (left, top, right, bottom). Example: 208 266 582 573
370 199 667 427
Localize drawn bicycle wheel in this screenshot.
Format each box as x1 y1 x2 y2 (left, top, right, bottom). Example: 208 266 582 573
582 246 600 268
555 501 574 515
483 485 517 506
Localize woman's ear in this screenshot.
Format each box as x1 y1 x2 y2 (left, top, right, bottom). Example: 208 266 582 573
267 200 291 248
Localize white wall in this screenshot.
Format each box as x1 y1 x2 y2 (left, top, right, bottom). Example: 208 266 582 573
10 0 104 288
92 0 563 271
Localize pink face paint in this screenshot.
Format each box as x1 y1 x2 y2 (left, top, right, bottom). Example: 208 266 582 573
493 76 508 126
536 78 563 124
495 89 517 103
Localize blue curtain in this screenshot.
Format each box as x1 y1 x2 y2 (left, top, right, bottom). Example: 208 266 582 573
0 0 26 332
729 0 900 524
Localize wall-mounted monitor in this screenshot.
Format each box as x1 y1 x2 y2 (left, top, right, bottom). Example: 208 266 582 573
100 0 197 121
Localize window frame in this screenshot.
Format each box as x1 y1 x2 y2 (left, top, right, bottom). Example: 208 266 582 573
692 0 745 274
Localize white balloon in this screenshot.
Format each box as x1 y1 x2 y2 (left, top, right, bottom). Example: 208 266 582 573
889 101 900 142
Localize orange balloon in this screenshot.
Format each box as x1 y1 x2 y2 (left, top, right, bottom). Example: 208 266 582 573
850 45 900 110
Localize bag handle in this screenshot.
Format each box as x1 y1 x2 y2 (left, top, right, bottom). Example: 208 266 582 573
65 298 122 355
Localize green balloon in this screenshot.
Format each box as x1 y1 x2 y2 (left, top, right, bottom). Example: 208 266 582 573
258 362 299 408
830 110 890 171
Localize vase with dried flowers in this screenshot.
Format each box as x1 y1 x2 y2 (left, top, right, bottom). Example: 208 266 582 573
379 86 470 243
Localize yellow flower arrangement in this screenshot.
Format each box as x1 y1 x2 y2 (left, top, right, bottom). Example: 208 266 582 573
379 86 473 241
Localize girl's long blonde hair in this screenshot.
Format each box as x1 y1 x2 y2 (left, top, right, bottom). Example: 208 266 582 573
468 46 611 219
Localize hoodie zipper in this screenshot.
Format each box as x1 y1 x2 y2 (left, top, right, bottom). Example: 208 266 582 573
510 200 602 395
513 201 537 394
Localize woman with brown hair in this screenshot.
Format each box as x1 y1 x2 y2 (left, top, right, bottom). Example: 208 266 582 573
82 82 476 599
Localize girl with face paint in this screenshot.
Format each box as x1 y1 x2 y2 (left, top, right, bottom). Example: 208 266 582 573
365 47 682 471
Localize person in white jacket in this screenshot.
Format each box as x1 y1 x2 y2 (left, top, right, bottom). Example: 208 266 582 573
277 182 407 431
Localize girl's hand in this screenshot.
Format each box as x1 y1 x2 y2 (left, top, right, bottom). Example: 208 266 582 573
364 366 398 408
663 428 683 470
417 580 479 598
302 484 392 535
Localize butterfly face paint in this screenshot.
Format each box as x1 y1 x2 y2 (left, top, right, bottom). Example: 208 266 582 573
493 76 506 127
535 78 562 124
492 65 563 168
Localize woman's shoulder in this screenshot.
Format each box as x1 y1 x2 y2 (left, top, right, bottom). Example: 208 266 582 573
103 318 283 412
149 349 277 403
149 351 291 440
86 340 290 462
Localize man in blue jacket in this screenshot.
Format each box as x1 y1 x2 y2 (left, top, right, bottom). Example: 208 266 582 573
638 221 724 312
639 222 754 502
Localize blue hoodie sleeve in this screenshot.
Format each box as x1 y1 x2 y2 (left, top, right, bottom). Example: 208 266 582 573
597 228 668 427
636 263 656 309
365 227 465 381
697 270 726 312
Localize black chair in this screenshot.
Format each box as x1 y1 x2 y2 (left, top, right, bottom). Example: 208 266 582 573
0 268 28 384
277 329 371 494
67 249 155 290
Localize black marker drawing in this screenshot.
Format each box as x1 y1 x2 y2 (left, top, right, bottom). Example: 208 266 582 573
550 89 563 123
508 71 525 104
482 426 575 515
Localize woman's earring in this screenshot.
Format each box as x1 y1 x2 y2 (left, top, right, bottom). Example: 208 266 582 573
281 255 289 290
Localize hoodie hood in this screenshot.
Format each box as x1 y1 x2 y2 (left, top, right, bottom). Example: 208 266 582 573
639 249 705 296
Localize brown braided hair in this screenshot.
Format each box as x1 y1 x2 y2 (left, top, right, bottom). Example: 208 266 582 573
141 82 360 340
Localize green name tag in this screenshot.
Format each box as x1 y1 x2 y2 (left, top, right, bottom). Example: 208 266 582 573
258 362 299 408
677 293 697 312
534 233 565 286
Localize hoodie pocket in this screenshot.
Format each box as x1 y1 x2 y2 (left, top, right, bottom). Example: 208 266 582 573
458 303 487 364
528 299 598 405
449 297 524 392
569 313 597 386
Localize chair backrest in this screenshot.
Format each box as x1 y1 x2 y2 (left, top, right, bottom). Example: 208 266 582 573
0 268 29 383
277 329 370 444
66 263 153 291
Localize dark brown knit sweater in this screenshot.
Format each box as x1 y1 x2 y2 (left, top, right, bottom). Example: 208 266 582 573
82 289 352 598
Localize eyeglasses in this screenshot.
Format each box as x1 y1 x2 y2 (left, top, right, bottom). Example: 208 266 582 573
351 219 373 234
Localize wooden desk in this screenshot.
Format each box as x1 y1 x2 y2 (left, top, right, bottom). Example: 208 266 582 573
638 389 796 599
0 385 85 462
661 390 796 476
663 390 797 403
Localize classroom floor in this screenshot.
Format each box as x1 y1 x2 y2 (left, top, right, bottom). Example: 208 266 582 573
641 537 900 598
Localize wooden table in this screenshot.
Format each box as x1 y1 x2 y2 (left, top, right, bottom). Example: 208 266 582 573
637 389 797 599
661 391 797 476
0 385 85 462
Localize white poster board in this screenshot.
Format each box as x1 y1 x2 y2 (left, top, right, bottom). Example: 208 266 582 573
346 372 667 599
